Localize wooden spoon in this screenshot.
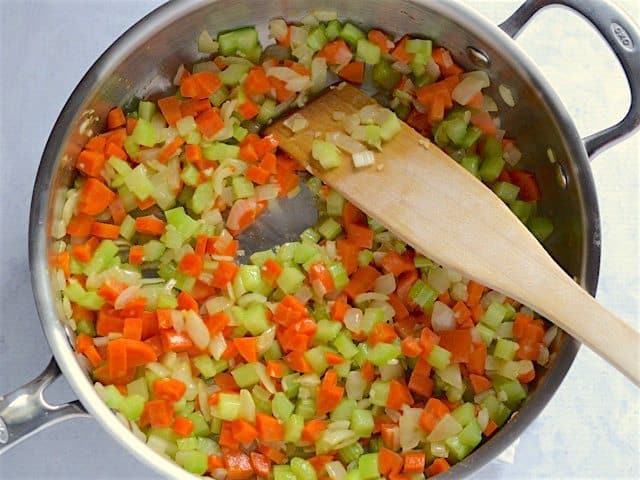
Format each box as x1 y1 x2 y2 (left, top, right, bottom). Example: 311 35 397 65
266 83 640 386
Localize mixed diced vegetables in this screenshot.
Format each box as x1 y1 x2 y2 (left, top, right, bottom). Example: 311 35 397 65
53 10 557 479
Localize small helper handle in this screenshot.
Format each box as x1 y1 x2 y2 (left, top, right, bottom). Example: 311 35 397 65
500 0 640 157
0 358 88 454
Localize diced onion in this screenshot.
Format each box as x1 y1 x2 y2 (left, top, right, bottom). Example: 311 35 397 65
477 408 490 431
452 71 490 105
269 18 289 41
284 113 309 133
255 362 277 394
345 371 367 400
206 296 232 315
379 362 404 381
354 292 388 304
171 310 184 333
503 142 522 166
537 344 550 366
481 94 498 112
255 183 280 201
352 150 376 169
431 301 456 332
326 131 367 154
257 327 276 355
239 388 257 422
391 61 412 75
114 285 141 310
374 273 396 295
436 363 463 390
431 441 449 458
427 414 463 442
499 84 516 107
543 325 558 346
312 9 338 21
481 290 506 308
399 406 426 451
342 114 361 134
344 307 363 333
427 267 450 294
184 310 210 350
326 461 347 480
311 56 328 92
426 58 441 80
208 332 227 360
450 282 468 302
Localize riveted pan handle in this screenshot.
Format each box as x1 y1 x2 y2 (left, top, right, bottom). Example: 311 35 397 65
0 358 88 454
500 0 640 158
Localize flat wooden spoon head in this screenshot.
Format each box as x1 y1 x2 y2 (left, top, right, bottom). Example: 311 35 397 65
266 83 640 386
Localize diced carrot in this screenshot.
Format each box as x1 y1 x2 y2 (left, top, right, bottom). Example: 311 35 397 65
158 136 184 163
233 337 258 363
107 107 126 130
509 170 541 201
178 252 203 277
90 221 120 240
161 329 194 352
438 329 472 363
122 316 143 341
317 39 353 65
224 450 254 480
237 100 260 120
266 360 286 378
301 419 328 443
403 452 425 474
361 360 375 383
261 258 283 286
270 76 295 103
419 398 449 432
369 323 397 346
172 416 195 437
180 71 222 99
67 214 95 238
144 399 174 428
106 338 128 380
309 263 335 294
212 261 239 288
77 178 116 215
391 36 412 63
386 379 414 410
470 110 497 136
232 418 260 444
255 413 284 442
483 419 498 437
336 239 359 275
126 117 137 135
518 368 536 384
425 458 450 477
208 454 225 471
381 252 415 277
157 96 183 127
85 135 106 152
408 357 434 398
517 340 541 361
401 336 423 358
244 67 271 96
76 150 106 177
249 452 271 478
153 378 187 402
246 165 271 185
134 215 165 236
368 29 392 53
468 342 487 375
214 372 239 391
466 280 484 307
285 350 313 373
325 351 344 365
345 223 374 249
338 61 365 84
107 198 127 225
196 108 224 138
378 447 404 476
104 141 127 161
469 374 492 394
344 265 381 299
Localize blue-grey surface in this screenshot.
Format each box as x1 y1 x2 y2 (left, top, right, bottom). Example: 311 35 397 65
0 1 638 478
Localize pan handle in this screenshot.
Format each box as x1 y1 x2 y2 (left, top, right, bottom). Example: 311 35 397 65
0 358 88 454
500 0 640 158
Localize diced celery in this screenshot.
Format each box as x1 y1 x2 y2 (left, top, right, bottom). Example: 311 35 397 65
188 412 210 436
304 346 329 375
332 331 359 359
203 142 240 161
176 116 197 137
143 239 166 262
492 181 520 203
380 111 401 142
232 176 255 199
307 26 328 51
427 345 451 370
175 449 208 475
459 419 482 449
479 155 505 182
314 320 342 344
165 207 198 240
331 398 357 422
180 164 200 187
274 465 297 480
352 343 369 368
177 437 199 451
368 380 390 406
232 363 261 388
339 441 365 464
409 279 438 309
219 63 251 86
481 302 507 330
372 61 402 90
124 164 155 201
85 240 118 275
451 402 475 426
493 377 527 408
192 355 217 379
528 216 554 242
161 225 183 249
326 190 345 217
300 228 321 244
367 342 401 366
295 397 316 420
411 52 430 77
358 249 373 266
291 457 317 480
361 307 384 334
75 319 96 337
312 140 342 170
318 218 343 240
406 38 432 55
475 323 495 345
257 98 277 125
460 126 483 148
107 156 133 176
358 453 380 480
340 22 365 47
327 262 349 290
356 39 381 65
460 153 480 176
445 118 468 145
250 249 276 267
277 266 306 294
103 385 124 409
138 100 156 121
509 200 535 223
131 118 158 147
364 125 382 150
293 242 318 264
213 392 241 420
123 136 139 159
494 338 520 361
219 27 259 55
284 413 304 442
445 434 472 462
277 242 297 263
351 408 374 437
272 392 295 421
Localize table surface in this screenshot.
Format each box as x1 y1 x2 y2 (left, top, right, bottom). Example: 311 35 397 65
1 1 638 478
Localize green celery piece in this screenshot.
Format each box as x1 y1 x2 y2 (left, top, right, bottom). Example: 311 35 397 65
492 181 520 202
293 242 318 264
445 118 468 145
351 408 374 437
482 136 503 158
218 27 258 55
213 392 241 420
352 343 369 368
361 308 384 334
272 392 295 421
314 320 342 344
295 397 316 420
219 63 251 86
175 450 208 475
451 402 475 426
143 239 165 262
291 457 317 480
180 163 200 187
103 385 124 409
372 61 402 90
276 242 297 263
325 20 342 41
479 155 505 182
177 437 199 450
318 217 343 240
300 228 321 244
340 22 365 47
367 342 401 366
380 112 401 142
358 453 380 480
107 156 133 176
332 331 359 359
475 323 495 345
358 249 374 266
339 441 365 464
427 345 451 370
231 363 261 388
176 116 197 136
284 413 304 442
368 380 390 406
192 355 217 379
304 346 329 375
85 240 118 275
494 338 520 360
307 26 328 51
326 190 345 217
409 279 438 308
330 398 357 422
243 303 271 335
232 176 255 199
250 249 276 267
131 118 158 147
138 100 156 121
327 262 349 290
528 216 554 242
126 378 149 401
312 140 342 170
165 207 198 240
203 142 240 161
481 302 507 330
123 136 139 159
445 434 472 462
257 98 277 125
75 319 96 337
124 164 155 201
277 266 306 294
356 38 381 65
274 465 297 480
406 38 432 55
509 200 536 223
493 377 527 408
188 411 210 436
459 419 483 448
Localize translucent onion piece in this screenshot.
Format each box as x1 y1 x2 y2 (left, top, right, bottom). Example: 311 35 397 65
431 301 456 332
374 273 396 295
399 406 426 451
427 414 463 442
391 61 412 75
326 461 347 480
477 408 490 431
499 84 516 107
239 389 257 422
544 325 558 346
171 310 184 333
114 285 141 310
436 363 463 390
284 113 309 133
481 290 506 308
208 332 227 360
430 441 449 458
355 292 388 305
255 362 276 394
269 18 288 41
379 362 404 381
503 142 522 166
206 296 232 315
256 327 276 355
352 150 376 169
427 267 450 294
345 371 367 400
326 131 367 154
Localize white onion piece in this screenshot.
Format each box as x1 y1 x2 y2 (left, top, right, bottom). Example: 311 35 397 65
537 345 550 366
294 285 313 304
481 94 498 112
543 325 558 346
326 461 347 480
358 105 381 124
485 355 500 372
431 441 448 458
227 198 257 231
255 363 276 394
503 142 522 166
427 414 463 442
184 310 210 350
450 282 468 302
452 71 490 105
238 293 268 308
496 321 514 339
431 301 456 332
171 310 184 333
173 64 187 86
239 389 257 422
499 84 516 107
379 362 404 381
206 296 232 315
311 56 327 92
352 150 375 168
385 408 401 423
436 363 463 390
255 183 280 201
345 371 367 400
374 273 396 295
312 9 338 21
391 61 411 75
427 267 450 294
269 18 288 41
326 131 367 154
147 361 171 378
208 332 227 360
284 113 309 133
355 292 388 304
342 113 361 134
147 434 170 454
477 408 490 431
399 406 426 451
372 251 387 266
426 58 441 80
197 380 211 421
481 290 506 308
114 285 141 310
344 308 363 333
256 327 276 355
